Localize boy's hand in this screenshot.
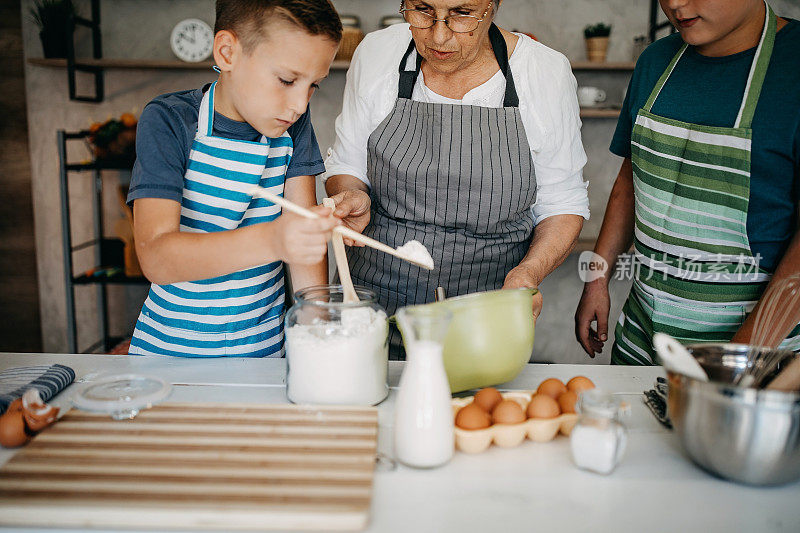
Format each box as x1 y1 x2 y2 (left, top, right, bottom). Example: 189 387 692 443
327 190 371 247
574 279 611 358
272 206 340 265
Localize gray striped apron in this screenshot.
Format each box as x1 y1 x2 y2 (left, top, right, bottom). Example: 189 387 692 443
612 2 800 365
348 24 537 355
129 82 292 358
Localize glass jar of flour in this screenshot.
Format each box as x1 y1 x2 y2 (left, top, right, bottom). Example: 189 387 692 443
285 285 389 405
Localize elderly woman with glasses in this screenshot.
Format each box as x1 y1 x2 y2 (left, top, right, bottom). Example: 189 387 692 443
324 0 589 356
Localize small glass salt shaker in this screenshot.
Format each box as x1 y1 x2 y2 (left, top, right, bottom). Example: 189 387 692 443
570 389 628 475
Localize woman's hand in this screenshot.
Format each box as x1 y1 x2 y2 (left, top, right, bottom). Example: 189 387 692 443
327 189 371 247
502 265 544 322
574 280 611 358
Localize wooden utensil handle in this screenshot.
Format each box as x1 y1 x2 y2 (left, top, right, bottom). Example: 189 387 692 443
766 357 800 391
251 186 396 251
322 198 359 304
250 186 429 268
249 186 318 219
334 226 398 255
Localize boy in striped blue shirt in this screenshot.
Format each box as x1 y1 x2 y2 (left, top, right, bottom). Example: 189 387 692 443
127 0 342 357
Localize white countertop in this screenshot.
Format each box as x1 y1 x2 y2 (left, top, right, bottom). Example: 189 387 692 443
1 352 798 533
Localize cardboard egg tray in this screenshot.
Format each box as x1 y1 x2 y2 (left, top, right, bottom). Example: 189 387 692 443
452 391 578 453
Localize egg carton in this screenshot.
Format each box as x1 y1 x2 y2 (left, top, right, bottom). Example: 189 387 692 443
452 391 578 453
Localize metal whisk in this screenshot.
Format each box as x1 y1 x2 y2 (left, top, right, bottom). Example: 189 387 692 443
735 273 800 388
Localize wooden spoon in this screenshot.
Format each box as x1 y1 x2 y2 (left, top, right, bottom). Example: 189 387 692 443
766 357 800 392
322 198 359 304
249 186 434 270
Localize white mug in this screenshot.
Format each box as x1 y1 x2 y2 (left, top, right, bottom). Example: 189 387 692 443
578 86 607 107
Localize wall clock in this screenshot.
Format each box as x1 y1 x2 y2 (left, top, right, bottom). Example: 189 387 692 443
170 18 214 63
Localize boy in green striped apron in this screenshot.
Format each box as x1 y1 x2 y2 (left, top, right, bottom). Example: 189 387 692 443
575 0 800 364
127 1 342 357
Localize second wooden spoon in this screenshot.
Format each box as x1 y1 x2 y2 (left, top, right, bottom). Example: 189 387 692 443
322 198 359 304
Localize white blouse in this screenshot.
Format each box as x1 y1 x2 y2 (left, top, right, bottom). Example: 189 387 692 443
323 24 590 225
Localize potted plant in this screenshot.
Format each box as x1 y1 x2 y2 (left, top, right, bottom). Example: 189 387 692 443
30 0 76 59
87 112 139 167
584 23 612 63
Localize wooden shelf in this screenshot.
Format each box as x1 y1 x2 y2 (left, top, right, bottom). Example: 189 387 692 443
29 57 636 72
29 57 622 120
580 108 621 118
329 60 351 70
28 57 213 70
73 272 148 285
28 57 352 70
570 61 635 70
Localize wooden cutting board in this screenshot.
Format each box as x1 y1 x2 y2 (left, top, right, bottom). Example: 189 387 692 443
0 402 379 531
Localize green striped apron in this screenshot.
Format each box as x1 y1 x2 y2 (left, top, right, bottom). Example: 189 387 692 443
612 2 800 365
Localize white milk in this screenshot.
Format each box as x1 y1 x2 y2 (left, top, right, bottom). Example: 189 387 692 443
286 308 388 405
393 340 454 468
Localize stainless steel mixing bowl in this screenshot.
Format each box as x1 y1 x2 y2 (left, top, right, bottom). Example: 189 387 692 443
666 343 800 486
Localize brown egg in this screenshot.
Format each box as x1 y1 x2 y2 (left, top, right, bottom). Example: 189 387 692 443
455 403 492 430
567 376 596 393
491 399 526 425
6 398 23 413
473 387 503 412
0 410 32 448
557 391 578 414
537 378 567 400
23 405 59 432
526 394 561 419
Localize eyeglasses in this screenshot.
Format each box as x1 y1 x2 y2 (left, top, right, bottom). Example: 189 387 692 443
399 2 493 33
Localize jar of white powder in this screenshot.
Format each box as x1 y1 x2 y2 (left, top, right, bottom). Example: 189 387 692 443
285 285 389 406
570 389 628 475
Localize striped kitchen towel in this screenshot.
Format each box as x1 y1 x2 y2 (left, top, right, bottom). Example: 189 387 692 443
0 364 75 415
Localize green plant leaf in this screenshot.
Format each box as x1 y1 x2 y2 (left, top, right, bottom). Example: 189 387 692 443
30 0 76 30
584 22 612 38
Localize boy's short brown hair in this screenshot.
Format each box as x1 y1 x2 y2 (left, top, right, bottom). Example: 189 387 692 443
215 0 342 52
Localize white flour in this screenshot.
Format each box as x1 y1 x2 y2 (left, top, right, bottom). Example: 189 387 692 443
286 307 388 405
570 422 627 474
396 240 434 270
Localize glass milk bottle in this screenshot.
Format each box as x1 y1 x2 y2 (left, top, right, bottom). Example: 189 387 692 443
393 306 454 468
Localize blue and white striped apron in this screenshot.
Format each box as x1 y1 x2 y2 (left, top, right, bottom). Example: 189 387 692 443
129 82 292 358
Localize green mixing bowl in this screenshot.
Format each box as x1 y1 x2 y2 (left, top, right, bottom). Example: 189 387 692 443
419 288 537 392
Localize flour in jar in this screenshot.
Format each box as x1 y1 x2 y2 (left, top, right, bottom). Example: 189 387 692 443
286 307 388 405
396 240 434 270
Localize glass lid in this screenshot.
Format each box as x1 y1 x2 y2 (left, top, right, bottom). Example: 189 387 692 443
72 374 171 420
